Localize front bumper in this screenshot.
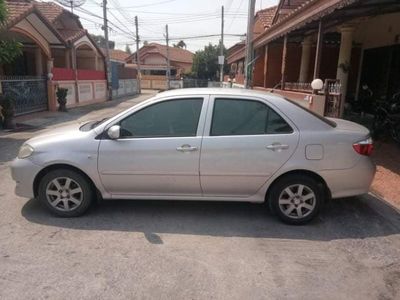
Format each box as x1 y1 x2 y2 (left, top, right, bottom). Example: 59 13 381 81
10 158 42 199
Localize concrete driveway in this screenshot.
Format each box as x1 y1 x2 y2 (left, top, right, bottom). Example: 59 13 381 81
0 91 399 300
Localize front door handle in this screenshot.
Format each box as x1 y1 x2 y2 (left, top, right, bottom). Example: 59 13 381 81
176 144 198 152
266 143 289 151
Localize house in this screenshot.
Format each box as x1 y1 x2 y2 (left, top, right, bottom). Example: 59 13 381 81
228 0 400 117
126 42 193 89
227 6 277 85
0 0 107 115
107 49 138 98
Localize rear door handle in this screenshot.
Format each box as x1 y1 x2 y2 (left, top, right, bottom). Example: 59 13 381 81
266 143 289 151
176 144 198 152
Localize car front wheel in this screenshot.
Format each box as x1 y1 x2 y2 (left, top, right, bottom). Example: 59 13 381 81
269 175 324 225
38 169 94 217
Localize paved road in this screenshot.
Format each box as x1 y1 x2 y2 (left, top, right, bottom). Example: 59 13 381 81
1 91 400 300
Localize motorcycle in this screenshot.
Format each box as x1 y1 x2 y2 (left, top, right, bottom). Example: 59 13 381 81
372 92 400 144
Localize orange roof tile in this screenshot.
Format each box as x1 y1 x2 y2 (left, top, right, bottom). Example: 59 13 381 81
256 6 278 29
128 43 193 64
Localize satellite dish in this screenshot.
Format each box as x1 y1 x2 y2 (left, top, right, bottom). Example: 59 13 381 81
56 0 86 14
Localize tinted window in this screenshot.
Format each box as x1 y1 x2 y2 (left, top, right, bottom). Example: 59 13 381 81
283 97 337 127
211 99 293 136
120 98 203 138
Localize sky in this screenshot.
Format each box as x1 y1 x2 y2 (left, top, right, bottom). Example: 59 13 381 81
49 0 278 53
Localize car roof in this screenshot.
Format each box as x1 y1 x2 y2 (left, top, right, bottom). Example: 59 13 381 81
156 87 283 100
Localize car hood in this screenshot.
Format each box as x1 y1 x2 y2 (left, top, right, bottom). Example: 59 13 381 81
25 122 89 147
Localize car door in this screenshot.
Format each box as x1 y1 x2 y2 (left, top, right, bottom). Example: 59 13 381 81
97 96 208 197
200 96 299 197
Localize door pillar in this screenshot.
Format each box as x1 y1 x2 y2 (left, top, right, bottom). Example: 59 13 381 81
65 49 71 68
298 36 313 83
35 47 43 76
337 25 355 115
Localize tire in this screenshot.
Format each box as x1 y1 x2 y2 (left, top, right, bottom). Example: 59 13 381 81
38 169 94 217
268 174 324 225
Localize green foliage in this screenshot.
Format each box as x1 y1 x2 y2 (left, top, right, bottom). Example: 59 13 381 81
191 43 229 80
0 94 15 119
0 40 22 65
173 40 186 49
90 34 115 49
0 0 7 26
0 0 22 65
56 87 68 103
125 44 132 54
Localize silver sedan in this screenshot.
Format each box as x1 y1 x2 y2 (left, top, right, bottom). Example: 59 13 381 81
11 88 376 224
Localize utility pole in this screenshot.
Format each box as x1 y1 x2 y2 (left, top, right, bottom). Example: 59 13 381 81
135 16 141 94
102 0 112 100
244 0 256 89
219 5 224 83
165 24 171 89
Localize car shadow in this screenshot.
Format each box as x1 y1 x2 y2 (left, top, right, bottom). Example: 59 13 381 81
21 195 400 242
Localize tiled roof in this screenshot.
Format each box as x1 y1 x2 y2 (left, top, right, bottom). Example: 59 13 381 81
4 0 34 27
5 1 84 42
58 28 86 42
33 1 64 23
133 43 194 64
106 49 131 62
256 6 278 29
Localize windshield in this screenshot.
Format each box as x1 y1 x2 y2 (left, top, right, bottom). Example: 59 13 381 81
283 98 337 128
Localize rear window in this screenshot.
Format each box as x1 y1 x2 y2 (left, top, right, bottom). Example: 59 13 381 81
283 98 337 128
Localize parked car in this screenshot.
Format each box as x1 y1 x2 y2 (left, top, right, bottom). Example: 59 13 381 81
11 88 376 224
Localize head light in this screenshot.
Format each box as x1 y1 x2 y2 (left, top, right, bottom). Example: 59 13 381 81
18 144 34 159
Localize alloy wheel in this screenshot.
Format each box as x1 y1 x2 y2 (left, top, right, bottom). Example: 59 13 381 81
278 184 316 219
45 177 83 211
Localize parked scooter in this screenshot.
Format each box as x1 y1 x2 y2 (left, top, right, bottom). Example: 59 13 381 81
372 91 400 144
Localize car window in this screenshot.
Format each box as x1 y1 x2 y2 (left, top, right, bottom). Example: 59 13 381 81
119 98 203 138
210 98 293 136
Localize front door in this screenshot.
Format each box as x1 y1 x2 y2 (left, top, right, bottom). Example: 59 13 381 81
200 97 299 197
98 97 206 197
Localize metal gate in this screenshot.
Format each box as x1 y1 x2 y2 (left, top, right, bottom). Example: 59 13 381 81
1 76 48 116
324 79 342 118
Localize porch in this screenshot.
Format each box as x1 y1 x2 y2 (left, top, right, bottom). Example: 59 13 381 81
250 0 400 117
0 2 107 115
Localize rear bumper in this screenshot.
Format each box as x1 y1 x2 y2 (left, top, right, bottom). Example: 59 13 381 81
320 158 376 199
10 158 42 199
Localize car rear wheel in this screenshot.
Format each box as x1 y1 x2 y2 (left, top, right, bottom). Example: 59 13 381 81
38 169 94 217
269 174 324 225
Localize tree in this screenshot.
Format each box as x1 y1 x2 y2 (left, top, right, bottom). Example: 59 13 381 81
90 34 115 49
0 0 22 65
191 43 229 80
173 40 186 49
125 44 132 54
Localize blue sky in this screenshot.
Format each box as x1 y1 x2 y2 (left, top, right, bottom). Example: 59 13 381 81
50 0 278 52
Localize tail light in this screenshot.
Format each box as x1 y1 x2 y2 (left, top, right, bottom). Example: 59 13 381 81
353 137 373 156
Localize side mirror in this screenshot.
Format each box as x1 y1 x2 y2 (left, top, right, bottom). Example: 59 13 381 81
107 125 121 140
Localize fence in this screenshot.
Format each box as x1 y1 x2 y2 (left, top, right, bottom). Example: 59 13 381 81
1 76 48 115
112 79 139 98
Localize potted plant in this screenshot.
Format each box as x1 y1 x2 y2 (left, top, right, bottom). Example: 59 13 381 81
56 87 68 112
0 94 16 129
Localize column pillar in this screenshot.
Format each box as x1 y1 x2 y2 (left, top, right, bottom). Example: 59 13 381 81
46 58 53 75
313 20 324 80
35 47 43 76
263 44 268 88
65 49 71 69
298 36 313 83
281 35 288 90
94 54 98 71
337 25 355 115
